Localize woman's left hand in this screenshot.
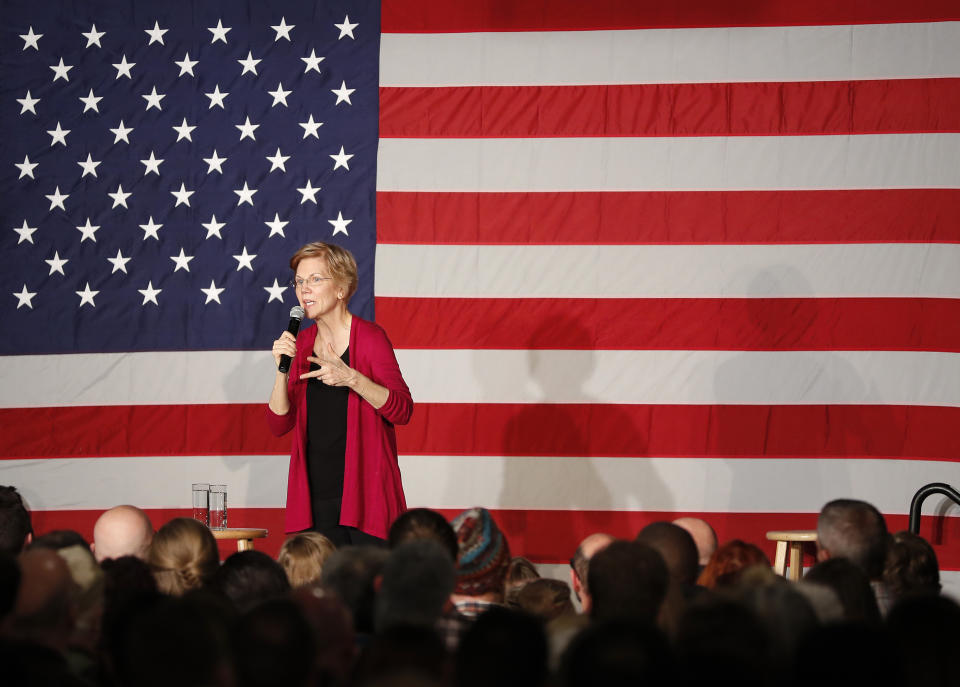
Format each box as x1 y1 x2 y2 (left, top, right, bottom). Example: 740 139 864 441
301 342 358 388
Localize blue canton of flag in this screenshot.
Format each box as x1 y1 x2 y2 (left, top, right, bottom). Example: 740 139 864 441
0 0 380 354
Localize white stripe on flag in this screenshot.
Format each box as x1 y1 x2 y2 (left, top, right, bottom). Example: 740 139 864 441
374 243 960 298
377 135 960 192
5 454 959 514
380 22 960 86
5 349 960 407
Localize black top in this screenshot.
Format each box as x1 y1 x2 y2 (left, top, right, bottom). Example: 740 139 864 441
305 347 349 528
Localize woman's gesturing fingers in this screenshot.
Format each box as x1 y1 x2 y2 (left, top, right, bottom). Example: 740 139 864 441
301 345 354 387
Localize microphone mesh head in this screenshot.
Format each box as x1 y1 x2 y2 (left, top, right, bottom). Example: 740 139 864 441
289 306 305 319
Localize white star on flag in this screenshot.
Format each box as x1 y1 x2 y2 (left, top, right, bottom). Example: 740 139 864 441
175 53 198 77
332 81 355 105
47 122 70 146
272 17 294 41
108 249 131 273
265 213 289 237
201 280 225 304
139 217 162 240
329 211 352 236
112 55 135 79
238 51 261 75
202 215 226 239
77 218 100 242
110 120 133 144
109 184 132 209
203 150 227 174
20 27 42 50
78 154 102 178
79 89 103 113
268 83 292 107
145 21 168 45
173 118 196 142
45 251 68 275
170 248 194 272
16 155 38 179
205 85 229 109
13 285 37 309
14 220 38 244
297 180 321 204
143 86 165 111
264 279 288 302
299 115 323 139
76 282 99 307
330 146 354 170
234 182 257 206
335 15 358 39
233 247 257 271
236 116 259 141
171 183 194 207
141 151 163 176
139 282 162 306
50 58 73 82
301 49 324 74
209 19 231 44
45 187 68 211
82 24 105 48
266 148 290 173
17 91 40 115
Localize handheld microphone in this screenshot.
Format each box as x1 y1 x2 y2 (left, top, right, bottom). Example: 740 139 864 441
278 305 305 373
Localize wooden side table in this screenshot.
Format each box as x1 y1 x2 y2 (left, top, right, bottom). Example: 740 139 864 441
212 527 268 552
766 530 818 581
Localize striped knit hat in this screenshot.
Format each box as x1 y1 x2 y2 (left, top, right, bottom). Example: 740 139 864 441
451 507 511 596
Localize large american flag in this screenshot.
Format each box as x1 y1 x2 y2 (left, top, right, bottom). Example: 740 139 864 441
3 0 960 586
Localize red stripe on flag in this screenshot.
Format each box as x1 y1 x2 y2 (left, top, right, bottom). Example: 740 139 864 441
377 297 960 352
5 403 959 461
381 80 960 138
376 190 960 245
381 0 960 32
398 404 960 461
30 508 960 570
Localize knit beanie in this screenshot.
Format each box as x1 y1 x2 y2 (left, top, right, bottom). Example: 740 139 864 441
452 507 511 596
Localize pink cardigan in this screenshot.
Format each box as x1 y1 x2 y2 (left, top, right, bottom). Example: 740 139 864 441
265 315 413 538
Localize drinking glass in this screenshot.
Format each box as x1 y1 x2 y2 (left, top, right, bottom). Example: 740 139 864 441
209 484 228 530
191 483 209 526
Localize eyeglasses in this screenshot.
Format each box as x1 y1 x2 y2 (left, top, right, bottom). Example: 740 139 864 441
289 274 332 289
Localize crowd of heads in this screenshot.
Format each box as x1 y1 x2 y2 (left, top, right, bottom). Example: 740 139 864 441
1 485 957 687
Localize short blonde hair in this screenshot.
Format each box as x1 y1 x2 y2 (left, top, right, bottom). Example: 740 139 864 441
289 242 359 301
277 532 337 588
148 518 219 596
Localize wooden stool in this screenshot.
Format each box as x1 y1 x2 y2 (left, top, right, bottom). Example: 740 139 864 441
766 530 817 581
212 527 268 552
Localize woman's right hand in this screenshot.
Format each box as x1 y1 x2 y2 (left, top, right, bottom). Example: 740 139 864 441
271 331 297 369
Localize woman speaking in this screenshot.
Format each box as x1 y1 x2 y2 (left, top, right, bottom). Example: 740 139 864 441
266 242 413 545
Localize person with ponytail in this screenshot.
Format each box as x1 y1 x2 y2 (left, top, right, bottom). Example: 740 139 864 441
148 518 219 596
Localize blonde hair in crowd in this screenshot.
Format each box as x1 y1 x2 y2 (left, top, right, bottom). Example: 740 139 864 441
289 242 359 301
277 532 337 588
148 518 219 596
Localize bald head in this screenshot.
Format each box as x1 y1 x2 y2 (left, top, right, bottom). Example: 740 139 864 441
673 517 718 567
93 505 153 562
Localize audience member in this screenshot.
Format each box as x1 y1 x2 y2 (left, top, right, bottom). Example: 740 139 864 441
388 507 459 562
375 539 456 633
92 505 154 562
28 529 89 551
8 548 76 652
568 532 614 613
883 530 941 601
233 598 316 687
277 532 336 588
737 576 819 668
794 622 903 687
587 540 669 624
803 557 881 625
290 586 357 685
454 606 547 687
0 551 20 622
887 594 960 687
148 517 219 596
511 578 576 621
354 625 449 687
213 550 291 613
697 539 770 589
637 521 702 634
451 507 511 617
673 517 718 570
0 485 32 556
816 498 891 612
504 555 540 605
560 619 673 687
321 545 390 635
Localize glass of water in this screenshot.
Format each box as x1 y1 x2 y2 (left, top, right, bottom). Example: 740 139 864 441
209 484 228 530
191 483 209 526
